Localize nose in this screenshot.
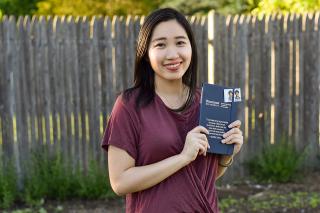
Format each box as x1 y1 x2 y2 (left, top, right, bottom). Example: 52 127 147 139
165 46 179 59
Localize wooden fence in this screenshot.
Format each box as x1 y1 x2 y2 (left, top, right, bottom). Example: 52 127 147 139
0 12 319 185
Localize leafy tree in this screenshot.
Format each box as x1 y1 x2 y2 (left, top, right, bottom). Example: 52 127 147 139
36 0 164 16
0 0 41 15
160 0 261 15
252 0 320 14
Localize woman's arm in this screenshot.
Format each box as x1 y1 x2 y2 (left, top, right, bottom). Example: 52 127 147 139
216 155 233 180
108 126 209 196
215 120 243 180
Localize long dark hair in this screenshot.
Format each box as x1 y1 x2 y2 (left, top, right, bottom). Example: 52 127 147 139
123 8 198 111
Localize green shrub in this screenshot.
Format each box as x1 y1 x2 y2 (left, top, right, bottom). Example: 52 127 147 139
76 159 115 199
0 160 17 208
246 138 306 183
23 149 77 205
22 147 114 206
1 146 115 209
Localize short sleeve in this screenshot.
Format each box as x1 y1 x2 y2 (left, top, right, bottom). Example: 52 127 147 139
101 95 140 160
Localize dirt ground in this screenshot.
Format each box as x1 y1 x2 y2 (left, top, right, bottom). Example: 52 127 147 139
6 171 320 213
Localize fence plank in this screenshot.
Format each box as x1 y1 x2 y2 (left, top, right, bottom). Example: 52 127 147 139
40 17 51 149
289 14 298 145
113 16 125 94
246 15 255 152
201 16 208 84
226 15 234 86
69 17 81 169
303 13 319 166
0 16 4 161
33 16 45 147
79 17 90 172
2 16 15 165
213 13 221 84
126 16 135 87
263 15 272 144
101 17 112 127
279 14 291 141
90 16 102 161
63 16 73 162
16 16 28 188
254 15 263 147
235 14 248 177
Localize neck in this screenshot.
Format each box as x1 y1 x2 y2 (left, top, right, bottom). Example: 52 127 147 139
154 77 190 111
154 77 185 96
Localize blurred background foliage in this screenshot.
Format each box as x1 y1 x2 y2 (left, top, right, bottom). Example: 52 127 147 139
0 0 320 17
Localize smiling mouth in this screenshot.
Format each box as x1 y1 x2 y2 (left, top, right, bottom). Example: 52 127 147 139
164 62 182 70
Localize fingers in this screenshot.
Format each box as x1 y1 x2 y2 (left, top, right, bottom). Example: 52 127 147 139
192 126 209 135
197 141 207 156
223 127 242 138
221 134 243 145
228 120 241 128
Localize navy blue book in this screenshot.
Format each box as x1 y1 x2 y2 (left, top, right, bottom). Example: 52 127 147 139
199 83 242 155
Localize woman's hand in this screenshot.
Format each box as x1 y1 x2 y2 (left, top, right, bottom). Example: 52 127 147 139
180 126 210 164
221 120 243 156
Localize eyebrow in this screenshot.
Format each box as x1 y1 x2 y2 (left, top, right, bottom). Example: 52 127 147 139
151 36 188 43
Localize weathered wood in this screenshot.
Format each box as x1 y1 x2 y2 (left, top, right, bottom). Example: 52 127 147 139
102 17 112 126
69 16 81 169
32 16 45 147
62 16 73 163
113 16 125 94
263 15 272 145
235 14 248 177
2 16 15 164
50 16 59 152
226 15 234 86
246 15 255 152
201 16 208 84
90 16 102 161
303 13 319 166
254 15 265 151
16 16 28 189
278 14 290 141
78 17 90 172
298 14 305 149
126 16 135 88
288 14 298 145
0 16 4 160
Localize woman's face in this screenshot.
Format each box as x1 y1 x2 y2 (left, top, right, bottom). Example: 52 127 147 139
147 19 192 83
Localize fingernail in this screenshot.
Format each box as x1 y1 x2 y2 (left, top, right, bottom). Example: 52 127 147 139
221 139 225 143
223 134 226 138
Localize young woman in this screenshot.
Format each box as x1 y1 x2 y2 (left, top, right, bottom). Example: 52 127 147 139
102 8 243 213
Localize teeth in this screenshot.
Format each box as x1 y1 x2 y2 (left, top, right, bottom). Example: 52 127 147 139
166 63 180 68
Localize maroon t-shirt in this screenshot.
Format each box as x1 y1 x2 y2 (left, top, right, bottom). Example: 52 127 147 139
101 89 220 213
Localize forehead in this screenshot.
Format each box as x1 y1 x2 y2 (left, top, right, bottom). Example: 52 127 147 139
150 19 188 39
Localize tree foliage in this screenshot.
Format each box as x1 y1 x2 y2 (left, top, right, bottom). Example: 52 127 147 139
160 0 260 15
0 0 320 17
252 0 320 15
0 0 40 16
35 0 163 16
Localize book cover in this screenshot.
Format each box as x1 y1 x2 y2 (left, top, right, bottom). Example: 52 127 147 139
199 83 242 155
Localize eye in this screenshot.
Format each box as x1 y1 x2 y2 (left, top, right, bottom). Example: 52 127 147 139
177 40 186 46
154 43 165 48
